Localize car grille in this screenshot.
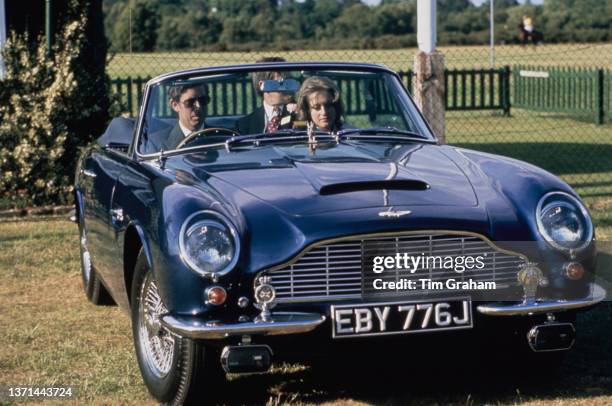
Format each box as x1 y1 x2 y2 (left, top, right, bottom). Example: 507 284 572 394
260 233 526 303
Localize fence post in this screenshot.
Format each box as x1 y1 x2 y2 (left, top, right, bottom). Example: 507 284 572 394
414 51 445 142
415 0 445 143
502 65 511 116
127 77 133 117
597 68 604 125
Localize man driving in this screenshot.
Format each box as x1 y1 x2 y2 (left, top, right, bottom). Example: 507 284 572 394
145 83 209 153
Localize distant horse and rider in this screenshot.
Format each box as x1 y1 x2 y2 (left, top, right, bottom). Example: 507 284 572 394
518 15 543 46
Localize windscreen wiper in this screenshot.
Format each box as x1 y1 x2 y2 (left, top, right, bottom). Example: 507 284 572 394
336 127 434 143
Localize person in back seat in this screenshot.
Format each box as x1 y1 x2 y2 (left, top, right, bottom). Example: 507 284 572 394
236 57 295 134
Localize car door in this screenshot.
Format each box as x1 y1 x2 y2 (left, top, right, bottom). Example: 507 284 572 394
81 147 124 285
105 152 159 308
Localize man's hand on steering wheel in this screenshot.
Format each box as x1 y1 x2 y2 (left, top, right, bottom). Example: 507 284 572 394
176 128 240 149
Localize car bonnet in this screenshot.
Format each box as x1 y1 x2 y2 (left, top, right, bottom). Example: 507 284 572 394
174 141 478 216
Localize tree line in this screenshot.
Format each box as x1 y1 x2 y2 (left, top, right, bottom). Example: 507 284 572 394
103 0 612 52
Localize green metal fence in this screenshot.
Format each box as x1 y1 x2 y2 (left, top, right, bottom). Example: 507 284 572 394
111 76 149 117
113 68 512 117
444 67 510 114
606 69 612 123
512 65 611 124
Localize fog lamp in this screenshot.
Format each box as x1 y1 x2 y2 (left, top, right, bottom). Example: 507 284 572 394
237 296 250 308
205 286 227 305
565 262 585 280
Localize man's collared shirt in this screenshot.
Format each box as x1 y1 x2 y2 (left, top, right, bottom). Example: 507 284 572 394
263 102 283 132
179 121 205 137
179 121 193 137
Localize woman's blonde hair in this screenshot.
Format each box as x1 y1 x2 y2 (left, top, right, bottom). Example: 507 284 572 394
297 76 344 130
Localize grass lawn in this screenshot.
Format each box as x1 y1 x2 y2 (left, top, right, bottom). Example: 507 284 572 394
1 218 610 405
107 43 612 79
445 109 612 238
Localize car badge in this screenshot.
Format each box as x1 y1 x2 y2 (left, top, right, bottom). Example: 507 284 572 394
254 276 277 321
378 209 412 218
517 262 547 304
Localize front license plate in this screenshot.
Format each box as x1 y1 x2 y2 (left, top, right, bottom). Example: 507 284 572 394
331 298 472 338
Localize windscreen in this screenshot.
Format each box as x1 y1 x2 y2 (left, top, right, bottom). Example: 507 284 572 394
137 67 433 155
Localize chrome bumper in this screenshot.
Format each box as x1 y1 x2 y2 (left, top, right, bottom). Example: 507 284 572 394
477 283 607 316
162 284 606 339
161 312 326 340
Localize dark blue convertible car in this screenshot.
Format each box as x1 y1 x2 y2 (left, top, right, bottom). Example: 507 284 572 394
75 62 605 404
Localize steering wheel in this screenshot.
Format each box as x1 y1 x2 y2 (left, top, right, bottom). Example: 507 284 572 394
176 127 240 149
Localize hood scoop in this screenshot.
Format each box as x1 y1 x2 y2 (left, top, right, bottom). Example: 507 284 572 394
319 179 430 195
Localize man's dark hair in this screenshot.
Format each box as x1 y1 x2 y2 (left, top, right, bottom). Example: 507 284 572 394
252 56 286 96
168 83 208 102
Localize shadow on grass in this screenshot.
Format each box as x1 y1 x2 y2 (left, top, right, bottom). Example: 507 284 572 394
216 303 612 405
596 250 612 298
513 112 612 126
453 142 612 179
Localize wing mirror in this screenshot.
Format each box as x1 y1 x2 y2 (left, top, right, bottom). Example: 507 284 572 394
260 78 300 94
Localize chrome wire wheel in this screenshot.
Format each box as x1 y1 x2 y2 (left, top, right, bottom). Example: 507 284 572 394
138 272 175 378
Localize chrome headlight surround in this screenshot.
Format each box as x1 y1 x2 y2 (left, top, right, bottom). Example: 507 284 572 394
179 210 240 280
536 191 593 253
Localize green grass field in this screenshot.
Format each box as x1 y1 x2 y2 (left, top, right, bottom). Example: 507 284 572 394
1 218 611 405
107 43 612 79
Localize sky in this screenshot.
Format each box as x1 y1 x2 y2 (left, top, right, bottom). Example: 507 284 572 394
471 0 544 4
362 0 544 5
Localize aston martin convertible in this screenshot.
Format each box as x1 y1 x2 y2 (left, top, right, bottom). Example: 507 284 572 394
74 62 605 405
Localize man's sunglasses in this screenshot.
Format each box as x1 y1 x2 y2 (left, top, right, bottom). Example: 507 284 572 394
180 96 210 109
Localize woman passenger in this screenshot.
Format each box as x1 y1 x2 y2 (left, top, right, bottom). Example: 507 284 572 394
297 76 344 133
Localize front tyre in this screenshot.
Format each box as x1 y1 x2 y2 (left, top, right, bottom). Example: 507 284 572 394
131 248 224 405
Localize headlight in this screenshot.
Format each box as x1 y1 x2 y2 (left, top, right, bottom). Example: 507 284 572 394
179 211 240 279
536 191 593 252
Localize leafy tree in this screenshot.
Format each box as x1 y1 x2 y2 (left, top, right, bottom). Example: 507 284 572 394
157 7 222 50
219 16 255 45
438 0 472 14
323 3 380 39
277 0 306 39
104 0 612 51
0 0 112 206
376 3 415 36
111 0 160 51
61 0 111 180
156 15 191 49
311 0 344 30
104 2 125 50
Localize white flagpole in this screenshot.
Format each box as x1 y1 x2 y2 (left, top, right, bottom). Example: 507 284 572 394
490 0 495 68
417 0 436 53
